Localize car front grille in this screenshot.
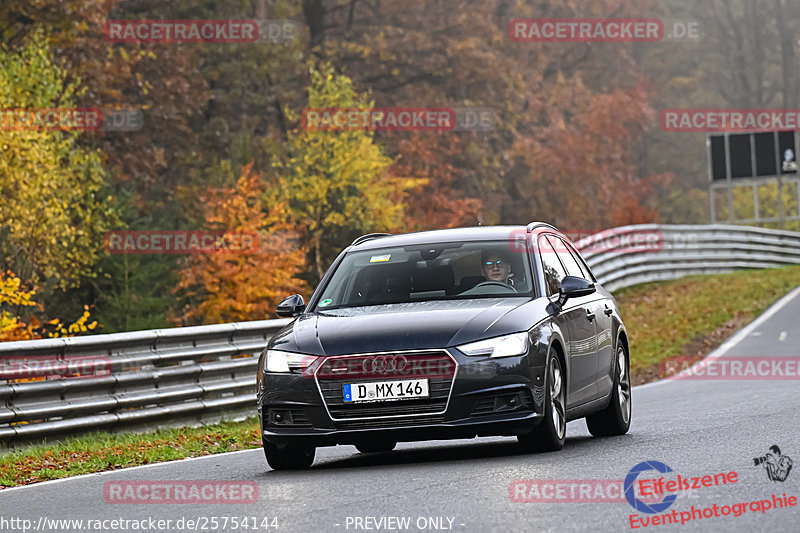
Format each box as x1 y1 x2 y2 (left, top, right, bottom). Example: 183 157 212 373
314 350 456 426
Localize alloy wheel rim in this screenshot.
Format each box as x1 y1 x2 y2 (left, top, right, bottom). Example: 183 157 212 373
550 359 565 439
617 347 631 424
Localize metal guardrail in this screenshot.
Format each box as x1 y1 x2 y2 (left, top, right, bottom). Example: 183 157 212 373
2 224 799 444
0 320 290 444
576 224 800 292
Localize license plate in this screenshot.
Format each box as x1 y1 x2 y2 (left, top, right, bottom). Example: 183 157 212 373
343 379 429 403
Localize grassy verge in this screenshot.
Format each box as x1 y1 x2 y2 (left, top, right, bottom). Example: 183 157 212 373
614 264 800 381
1 265 799 487
0 418 261 488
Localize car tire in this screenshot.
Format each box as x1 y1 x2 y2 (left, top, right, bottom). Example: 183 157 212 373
586 341 631 437
518 352 566 452
263 438 315 470
355 441 397 453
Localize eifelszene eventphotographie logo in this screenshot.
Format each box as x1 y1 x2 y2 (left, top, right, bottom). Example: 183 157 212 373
754 445 793 482
625 461 679 514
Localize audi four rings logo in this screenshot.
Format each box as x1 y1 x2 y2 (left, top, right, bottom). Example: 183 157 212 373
362 356 409 373
313 354 455 379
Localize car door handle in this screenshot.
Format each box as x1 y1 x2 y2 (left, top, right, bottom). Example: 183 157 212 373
604 305 613 316
586 309 595 322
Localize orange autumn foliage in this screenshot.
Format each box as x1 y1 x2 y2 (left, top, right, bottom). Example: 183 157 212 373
510 80 666 230
176 164 308 324
390 136 483 231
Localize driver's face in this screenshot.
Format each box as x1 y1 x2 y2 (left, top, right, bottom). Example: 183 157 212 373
482 254 510 282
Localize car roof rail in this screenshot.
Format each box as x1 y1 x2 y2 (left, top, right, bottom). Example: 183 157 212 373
526 221 557 233
351 233 392 246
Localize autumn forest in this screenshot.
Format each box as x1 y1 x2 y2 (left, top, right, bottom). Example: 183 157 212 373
1 0 798 338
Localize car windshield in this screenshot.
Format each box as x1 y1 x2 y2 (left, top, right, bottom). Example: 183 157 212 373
314 241 533 310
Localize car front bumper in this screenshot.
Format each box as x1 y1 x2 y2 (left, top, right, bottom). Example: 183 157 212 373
258 348 547 447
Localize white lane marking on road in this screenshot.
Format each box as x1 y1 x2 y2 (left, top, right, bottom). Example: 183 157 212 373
634 285 800 390
780 331 787 341
0 448 262 494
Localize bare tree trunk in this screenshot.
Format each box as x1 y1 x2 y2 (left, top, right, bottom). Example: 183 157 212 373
706 0 775 107
775 0 798 108
255 0 267 19
303 0 326 55
314 232 324 281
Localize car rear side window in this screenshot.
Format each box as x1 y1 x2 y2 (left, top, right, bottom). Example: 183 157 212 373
538 235 567 296
567 245 597 282
554 237 586 279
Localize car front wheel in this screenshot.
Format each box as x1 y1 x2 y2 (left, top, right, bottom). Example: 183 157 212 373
263 438 315 470
586 342 631 437
518 352 566 452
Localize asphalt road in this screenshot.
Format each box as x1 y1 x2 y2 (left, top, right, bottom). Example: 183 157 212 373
2 287 799 533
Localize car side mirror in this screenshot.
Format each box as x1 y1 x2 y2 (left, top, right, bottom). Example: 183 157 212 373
276 294 306 317
557 276 595 307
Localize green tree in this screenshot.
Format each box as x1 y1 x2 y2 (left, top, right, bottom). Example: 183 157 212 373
0 29 119 290
87 187 177 332
278 62 423 282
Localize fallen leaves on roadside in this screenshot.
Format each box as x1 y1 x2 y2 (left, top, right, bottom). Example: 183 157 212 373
0 421 262 488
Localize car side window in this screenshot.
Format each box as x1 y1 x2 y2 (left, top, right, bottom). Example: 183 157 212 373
554 237 586 279
538 235 567 296
569 246 597 282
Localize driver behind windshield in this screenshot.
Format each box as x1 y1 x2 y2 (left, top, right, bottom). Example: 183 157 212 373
481 251 512 284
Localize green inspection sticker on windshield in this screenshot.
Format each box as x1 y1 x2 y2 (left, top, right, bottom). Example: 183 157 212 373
370 254 391 263
319 298 333 307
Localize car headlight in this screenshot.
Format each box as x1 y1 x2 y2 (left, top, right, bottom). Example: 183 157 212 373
264 350 319 373
457 332 530 358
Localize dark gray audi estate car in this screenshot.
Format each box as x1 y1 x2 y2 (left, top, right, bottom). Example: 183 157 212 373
256 223 631 469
